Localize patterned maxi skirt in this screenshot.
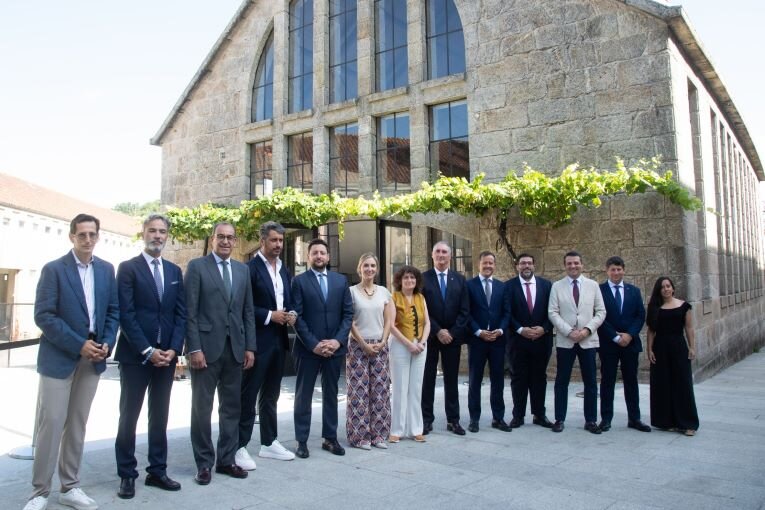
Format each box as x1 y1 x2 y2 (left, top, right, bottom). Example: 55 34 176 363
346 338 391 446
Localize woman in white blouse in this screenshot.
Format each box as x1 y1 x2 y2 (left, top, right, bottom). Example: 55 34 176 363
346 253 395 449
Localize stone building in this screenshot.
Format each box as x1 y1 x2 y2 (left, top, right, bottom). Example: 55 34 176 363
152 0 764 379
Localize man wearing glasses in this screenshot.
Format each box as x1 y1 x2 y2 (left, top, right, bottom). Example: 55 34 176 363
24 214 119 510
184 222 256 485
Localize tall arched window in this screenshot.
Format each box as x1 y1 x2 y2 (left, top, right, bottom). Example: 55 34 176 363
375 0 408 91
329 0 357 103
252 32 274 122
426 0 465 79
289 0 314 113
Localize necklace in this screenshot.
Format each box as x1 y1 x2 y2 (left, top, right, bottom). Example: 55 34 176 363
361 284 376 297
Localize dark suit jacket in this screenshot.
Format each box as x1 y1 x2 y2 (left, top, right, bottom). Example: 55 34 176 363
34 252 119 378
291 269 353 359
597 281 646 354
466 276 510 337
114 254 187 364
422 268 470 342
184 253 256 363
248 255 292 353
506 276 554 344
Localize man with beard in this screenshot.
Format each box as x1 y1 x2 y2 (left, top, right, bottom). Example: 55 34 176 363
505 253 554 429
114 214 186 498
290 238 353 458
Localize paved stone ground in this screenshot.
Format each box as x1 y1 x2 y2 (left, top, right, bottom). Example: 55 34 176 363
2 348 764 509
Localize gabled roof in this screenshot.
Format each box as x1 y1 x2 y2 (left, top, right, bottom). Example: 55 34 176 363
150 0 763 179
0 172 140 237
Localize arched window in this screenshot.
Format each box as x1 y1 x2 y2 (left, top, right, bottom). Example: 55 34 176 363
289 0 314 112
252 32 274 122
375 0 408 91
329 0 357 103
426 0 465 79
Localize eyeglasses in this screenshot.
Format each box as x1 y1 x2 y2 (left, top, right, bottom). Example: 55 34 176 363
215 234 237 242
75 232 98 240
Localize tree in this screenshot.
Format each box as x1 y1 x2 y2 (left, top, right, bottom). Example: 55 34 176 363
113 200 161 218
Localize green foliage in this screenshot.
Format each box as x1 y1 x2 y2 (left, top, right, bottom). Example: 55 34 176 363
166 158 702 244
113 200 161 218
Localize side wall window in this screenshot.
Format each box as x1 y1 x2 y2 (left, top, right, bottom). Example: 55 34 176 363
329 0 358 103
426 0 465 79
289 0 314 112
252 33 274 121
375 0 408 91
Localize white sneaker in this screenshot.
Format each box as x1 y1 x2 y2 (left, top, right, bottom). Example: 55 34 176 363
23 496 48 510
259 439 295 461
59 488 97 510
234 446 257 471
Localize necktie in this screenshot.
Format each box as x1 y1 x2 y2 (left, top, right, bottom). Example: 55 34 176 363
614 284 622 314
318 273 328 300
152 259 163 302
439 272 447 300
524 282 533 314
572 279 579 306
221 260 232 298
484 278 492 305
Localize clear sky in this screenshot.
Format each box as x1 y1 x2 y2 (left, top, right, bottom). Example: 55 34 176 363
0 0 762 209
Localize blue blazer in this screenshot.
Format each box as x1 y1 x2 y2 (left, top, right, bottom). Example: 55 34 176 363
597 281 646 354
34 252 120 378
291 269 353 359
422 268 470 342
466 276 510 338
114 254 187 365
248 255 293 353
505 276 554 342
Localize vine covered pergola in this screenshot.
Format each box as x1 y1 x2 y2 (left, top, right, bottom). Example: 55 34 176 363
166 158 702 259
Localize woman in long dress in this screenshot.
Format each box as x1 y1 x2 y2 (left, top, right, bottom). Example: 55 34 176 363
646 276 699 436
346 253 395 449
388 266 431 443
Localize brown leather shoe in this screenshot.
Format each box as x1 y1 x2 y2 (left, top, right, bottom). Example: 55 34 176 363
194 467 211 485
215 464 248 479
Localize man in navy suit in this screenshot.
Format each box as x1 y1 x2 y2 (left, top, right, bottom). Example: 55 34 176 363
291 238 353 458
421 241 470 435
25 214 119 510
597 256 650 432
506 253 555 429
114 214 186 499
236 221 296 469
465 251 511 432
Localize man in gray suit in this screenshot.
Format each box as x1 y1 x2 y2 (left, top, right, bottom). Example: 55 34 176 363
185 222 256 485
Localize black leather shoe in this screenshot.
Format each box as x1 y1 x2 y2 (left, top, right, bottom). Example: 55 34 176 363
533 415 553 428
491 419 512 432
215 464 248 479
552 421 564 433
468 421 479 433
322 438 346 456
145 473 181 491
423 422 433 435
598 420 611 432
447 422 466 435
295 441 310 459
628 420 652 432
194 468 211 485
509 417 524 428
584 422 602 435
118 477 135 499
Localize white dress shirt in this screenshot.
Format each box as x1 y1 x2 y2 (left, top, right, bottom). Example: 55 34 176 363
72 250 96 334
258 251 284 325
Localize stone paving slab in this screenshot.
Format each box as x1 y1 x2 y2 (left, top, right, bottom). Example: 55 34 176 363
1 349 764 509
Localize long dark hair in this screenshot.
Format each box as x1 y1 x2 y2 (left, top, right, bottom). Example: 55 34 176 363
646 276 675 330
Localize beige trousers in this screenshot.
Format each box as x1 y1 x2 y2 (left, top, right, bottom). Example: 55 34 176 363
31 357 100 498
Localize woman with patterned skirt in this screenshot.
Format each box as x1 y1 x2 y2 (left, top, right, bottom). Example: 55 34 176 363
346 253 395 449
388 265 431 443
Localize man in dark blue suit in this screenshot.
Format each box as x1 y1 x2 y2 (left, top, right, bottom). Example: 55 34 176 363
114 214 186 499
236 221 296 469
421 241 470 435
506 253 554 429
465 251 511 432
291 238 353 458
25 214 119 510
597 256 650 432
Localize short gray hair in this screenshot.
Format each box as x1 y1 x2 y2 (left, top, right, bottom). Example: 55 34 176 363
259 221 286 239
143 213 170 230
432 240 452 254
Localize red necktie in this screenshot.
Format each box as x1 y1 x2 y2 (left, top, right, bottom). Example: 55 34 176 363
572 279 580 306
524 282 533 314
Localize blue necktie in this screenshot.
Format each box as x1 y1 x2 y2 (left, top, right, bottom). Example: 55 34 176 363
318 273 328 301
439 272 447 300
221 260 232 299
614 284 622 314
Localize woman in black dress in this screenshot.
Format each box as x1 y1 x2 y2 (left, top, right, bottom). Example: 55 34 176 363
646 277 699 436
